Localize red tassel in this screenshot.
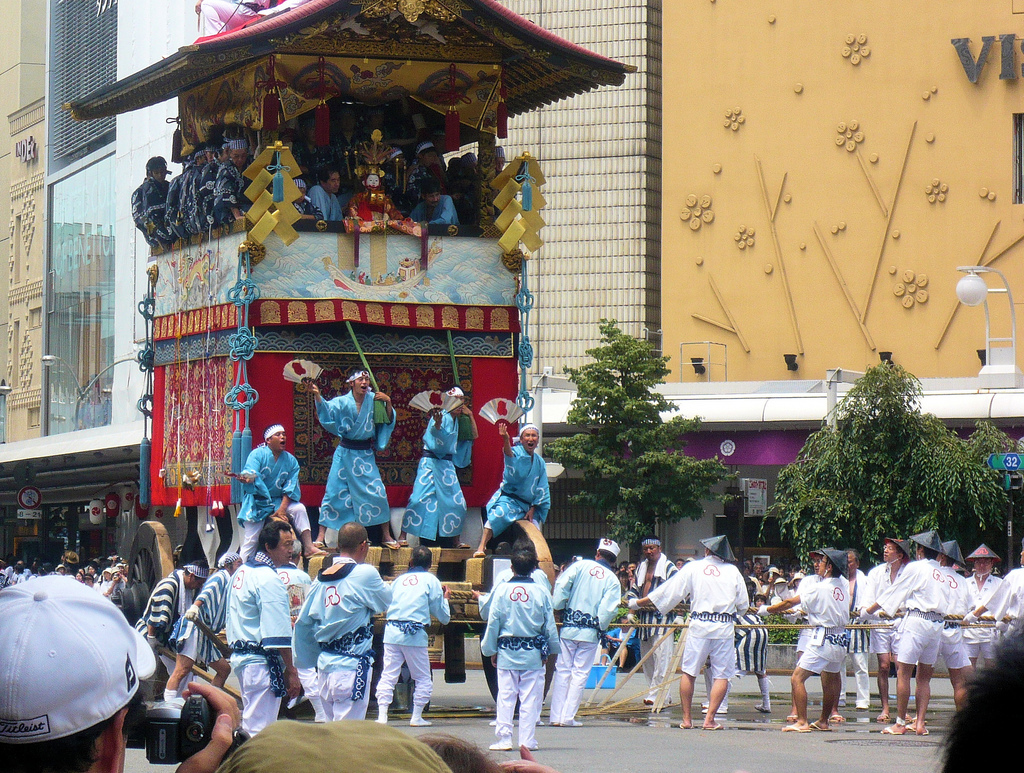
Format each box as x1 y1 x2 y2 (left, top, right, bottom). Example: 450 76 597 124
171 127 183 163
497 76 508 139
446 108 460 152
263 91 280 131
315 102 330 147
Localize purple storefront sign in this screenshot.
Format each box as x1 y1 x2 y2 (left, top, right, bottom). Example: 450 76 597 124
681 430 811 466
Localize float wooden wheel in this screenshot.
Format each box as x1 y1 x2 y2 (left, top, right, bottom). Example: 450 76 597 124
122 520 176 624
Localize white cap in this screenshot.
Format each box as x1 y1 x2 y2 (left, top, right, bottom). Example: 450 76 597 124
598 538 620 559
0 576 156 743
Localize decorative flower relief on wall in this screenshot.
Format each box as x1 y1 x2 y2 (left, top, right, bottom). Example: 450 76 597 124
842 34 871 65
724 108 745 132
925 179 948 204
734 225 755 250
836 121 865 152
680 194 715 231
892 269 929 308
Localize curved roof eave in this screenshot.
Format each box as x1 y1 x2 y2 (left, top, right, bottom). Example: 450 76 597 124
66 0 633 121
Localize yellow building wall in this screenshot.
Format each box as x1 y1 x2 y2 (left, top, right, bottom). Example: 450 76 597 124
662 1 1024 382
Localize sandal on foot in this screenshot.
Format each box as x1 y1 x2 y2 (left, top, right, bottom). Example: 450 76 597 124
382 540 401 550
809 721 832 732
472 551 486 558
876 713 890 724
782 724 810 733
454 542 473 549
701 723 723 731
786 714 798 722
881 723 907 735
829 713 845 724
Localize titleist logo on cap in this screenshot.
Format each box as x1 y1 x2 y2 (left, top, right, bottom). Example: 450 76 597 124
0 715 51 738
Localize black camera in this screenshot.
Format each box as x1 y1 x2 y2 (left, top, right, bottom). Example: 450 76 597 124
131 695 245 764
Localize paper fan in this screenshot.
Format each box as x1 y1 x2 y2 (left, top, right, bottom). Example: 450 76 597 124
283 359 324 384
479 398 524 427
410 390 444 413
442 391 465 413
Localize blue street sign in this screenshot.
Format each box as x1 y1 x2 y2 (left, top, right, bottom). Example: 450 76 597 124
988 453 1022 471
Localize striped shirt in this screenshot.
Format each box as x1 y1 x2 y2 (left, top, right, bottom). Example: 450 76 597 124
135 569 192 648
174 569 232 665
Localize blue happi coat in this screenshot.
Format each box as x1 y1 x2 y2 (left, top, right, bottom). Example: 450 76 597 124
316 391 396 529
485 445 550 537
552 558 623 644
383 566 451 648
480 576 559 671
479 566 551 620
292 559 392 675
226 559 293 672
403 413 473 540
236 445 302 524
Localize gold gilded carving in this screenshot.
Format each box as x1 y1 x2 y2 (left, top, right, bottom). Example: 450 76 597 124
287 301 309 322
490 307 510 330
501 248 524 273
893 270 929 307
390 305 410 326
441 306 459 329
314 300 336 322
357 0 459 23
724 108 745 131
812 223 875 350
465 307 484 330
366 303 386 324
342 300 360 320
680 194 714 231
416 305 435 326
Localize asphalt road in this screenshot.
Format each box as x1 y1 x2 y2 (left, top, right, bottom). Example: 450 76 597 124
125 672 952 773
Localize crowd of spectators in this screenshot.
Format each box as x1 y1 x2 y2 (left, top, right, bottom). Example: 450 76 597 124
132 99 502 250
0 553 128 606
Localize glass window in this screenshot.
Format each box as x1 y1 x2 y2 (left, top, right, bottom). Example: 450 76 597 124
47 155 116 434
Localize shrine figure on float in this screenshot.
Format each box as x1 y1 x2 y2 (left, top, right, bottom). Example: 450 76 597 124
346 130 405 224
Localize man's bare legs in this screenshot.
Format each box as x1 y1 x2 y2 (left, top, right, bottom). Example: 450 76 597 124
784 667 815 730
876 652 892 721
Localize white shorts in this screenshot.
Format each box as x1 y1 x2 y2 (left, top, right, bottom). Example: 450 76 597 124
964 639 997 661
178 631 199 661
679 635 735 680
896 616 942 667
797 641 846 675
796 628 811 655
938 629 971 670
869 621 899 655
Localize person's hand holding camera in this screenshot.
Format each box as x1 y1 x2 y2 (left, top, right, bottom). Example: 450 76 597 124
175 681 242 773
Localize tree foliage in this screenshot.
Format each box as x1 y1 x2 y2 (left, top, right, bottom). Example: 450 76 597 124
545 320 725 544
770 363 1019 559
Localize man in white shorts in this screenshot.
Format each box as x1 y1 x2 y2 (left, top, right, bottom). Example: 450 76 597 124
860 537 911 723
863 530 947 737
632 535 747 730
765 548 849 732
961 544 1002 666
936 540 973 711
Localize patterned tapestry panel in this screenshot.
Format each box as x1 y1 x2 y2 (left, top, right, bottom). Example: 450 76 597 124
161 358 234 489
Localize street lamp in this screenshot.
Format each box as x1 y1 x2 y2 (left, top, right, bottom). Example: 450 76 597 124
955 266 1022 388
42 353 137 431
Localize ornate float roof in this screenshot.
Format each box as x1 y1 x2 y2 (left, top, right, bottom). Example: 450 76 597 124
67 0 632 122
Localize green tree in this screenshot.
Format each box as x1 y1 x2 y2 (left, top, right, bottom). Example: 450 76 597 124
770 363 1015 560
545 320 725 543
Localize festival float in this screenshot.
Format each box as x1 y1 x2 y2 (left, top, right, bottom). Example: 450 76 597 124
68 0 630 693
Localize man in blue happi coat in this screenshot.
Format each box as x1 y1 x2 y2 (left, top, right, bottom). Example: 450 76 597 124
375 545 451 726
548 538 624 727
474 423 550 558
226 520 301 736
293 523 392 721
403 386 478 548
237 424 322 560
480 545 559 752
311 369 400 548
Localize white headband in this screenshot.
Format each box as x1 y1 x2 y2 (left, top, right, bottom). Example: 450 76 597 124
347 369 371 384
264 424 285 441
